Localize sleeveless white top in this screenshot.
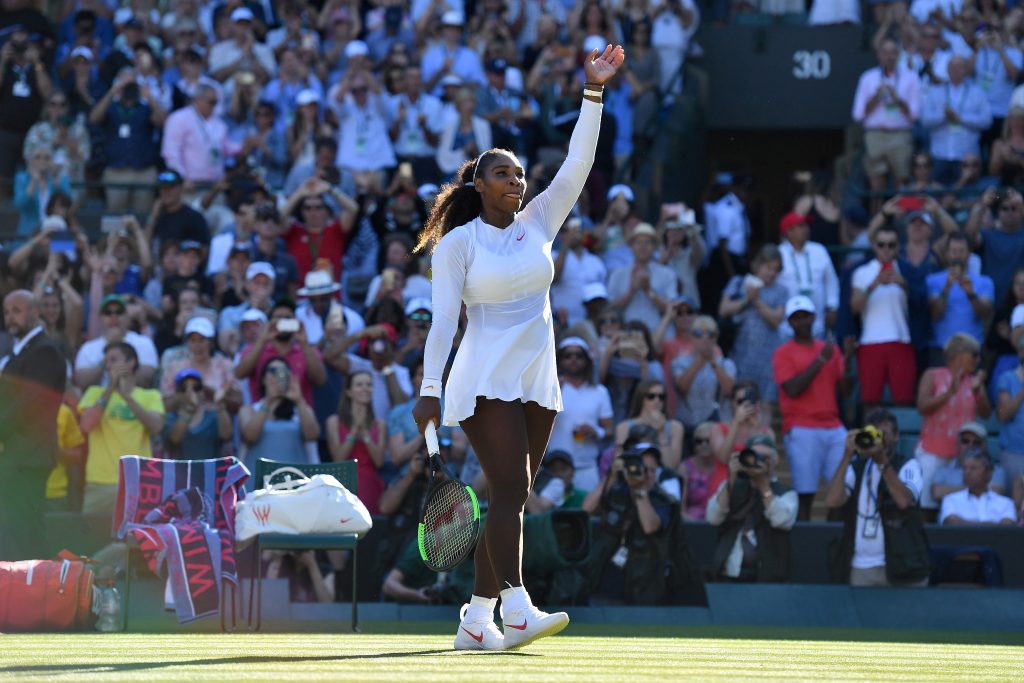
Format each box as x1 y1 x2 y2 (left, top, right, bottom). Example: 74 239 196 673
420 99 603 425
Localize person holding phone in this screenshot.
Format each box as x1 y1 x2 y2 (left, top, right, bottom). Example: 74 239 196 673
926 232 995 364
163 368 233 460
412 44 623 650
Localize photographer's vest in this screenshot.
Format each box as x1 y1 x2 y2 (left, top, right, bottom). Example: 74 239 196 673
828 454 930 583
711 476 792 582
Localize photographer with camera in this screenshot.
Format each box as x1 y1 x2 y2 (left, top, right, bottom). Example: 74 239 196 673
824 408 929 587
582 443 678 603
706 435 797 583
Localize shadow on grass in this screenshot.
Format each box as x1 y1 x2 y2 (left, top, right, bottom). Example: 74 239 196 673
0 648 536 675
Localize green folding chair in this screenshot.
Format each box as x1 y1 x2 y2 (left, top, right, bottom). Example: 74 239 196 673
247 459 361 631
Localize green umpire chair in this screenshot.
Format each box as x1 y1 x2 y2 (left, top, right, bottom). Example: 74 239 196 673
248 458 362 631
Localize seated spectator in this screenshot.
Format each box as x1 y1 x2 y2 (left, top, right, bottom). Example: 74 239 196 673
711 380 775 469
774 296 851 521
608 223 678 339
933 422 1009 503
680 421 728 521
525 450 586 514
295 270 358 348
326 370 387 515
15 147 71 237
824 408 929 587
995 334 1024 488
235 301 327 407
78 341 165 518
264 551 335 603
238 357 321 485
599 319 663 422
395 297 430 370
162 368 232 460
144 170 211 249
548 337 614 492
939 451 1018 526
162 240 214 304
365 235 432 307
671 315 735 432
926 232 994 360
718 244 786 405
916 333 992 512
582 443 679 604
706 435 798 583
217 261 276 352
385 359 466 474
382 538 473 605
74 294 158 389
850 222 915 408
435 87 491 179
613 379 684 470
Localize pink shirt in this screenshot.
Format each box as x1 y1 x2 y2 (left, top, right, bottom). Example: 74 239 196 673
920 367 977 459
242 341 323 407
852 66 921 130
161 106 239 183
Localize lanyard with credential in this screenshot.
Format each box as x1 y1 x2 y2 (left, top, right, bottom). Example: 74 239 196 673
192 106 219 160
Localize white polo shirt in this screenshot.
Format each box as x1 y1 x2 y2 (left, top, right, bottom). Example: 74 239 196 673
939 488 1017 525
844 458 923 569
851 259 911 345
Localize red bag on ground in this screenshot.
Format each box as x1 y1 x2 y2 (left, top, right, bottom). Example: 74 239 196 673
0 551 95 631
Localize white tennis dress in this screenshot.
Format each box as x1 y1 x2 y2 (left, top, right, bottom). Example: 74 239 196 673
420 99 602 426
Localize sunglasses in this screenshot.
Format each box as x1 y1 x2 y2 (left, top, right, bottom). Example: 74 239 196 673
157 172 179 183
959 435 983 445
562 351 587 359
408 312 431 322
692 329 717 339
875 241 898 249
645 392 665 400
102 308 125 316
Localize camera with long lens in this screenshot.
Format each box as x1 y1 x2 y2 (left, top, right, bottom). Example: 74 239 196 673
738 447 765 469
855 425 883 450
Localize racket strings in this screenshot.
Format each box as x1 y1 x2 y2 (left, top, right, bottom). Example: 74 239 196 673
421 481 478 569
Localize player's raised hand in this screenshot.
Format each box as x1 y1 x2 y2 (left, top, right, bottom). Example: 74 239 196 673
584 44 625 86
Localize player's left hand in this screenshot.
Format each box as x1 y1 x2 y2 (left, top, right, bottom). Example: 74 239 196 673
583 44 625 86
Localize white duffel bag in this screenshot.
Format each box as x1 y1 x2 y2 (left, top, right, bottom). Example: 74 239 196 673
235 467 373 542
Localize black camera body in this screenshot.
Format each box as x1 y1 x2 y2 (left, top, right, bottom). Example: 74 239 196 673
855 425 882 450
738 447 765 469
620 451 645 478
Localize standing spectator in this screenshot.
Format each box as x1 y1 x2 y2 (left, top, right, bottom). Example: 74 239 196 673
965 187 1024 310
988 107 1024 187
850 223 916 408
90 68 165 214
718 244 787 405
995 335 1024 490
650 0 698 97
162 368 233 460
158 316 240 409
240 100 289 192
294 270 352 348
774 296 850 521
207 8 276 84
238 357 321 487
388 65 444 184
613 378 684 470
0 290 67 560
939 451 1018 526
655 207 704 310
851 39 922 204
671 315 736 432
161 83 237 184
777 212 840 340
435 87 491 178
281 179 356 280
607 223 678 337
251 204 300 299
420 11 486 95
926 232 994 359
916 333 992 513
78 341 165 518
706 435 798 583
326 370 387 515
63 46 104 119
969 24 1021 153
932 422 1009 504
824 409 929 586
907 21 951 86
169 47 222 112
74 294 159 389
145 170 211 248
328 68 397 180
217 261 276 347
0 28 52 196
920 55 991 185
14 147 72 236
681 421 728 521
599 320 663 422
395 297 430 370
548 335 610 491
701 174 750 311
23 90 91 200
551 217 607 327
652 294 698 418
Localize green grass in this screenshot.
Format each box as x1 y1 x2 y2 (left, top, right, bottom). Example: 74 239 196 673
1 628 1022 681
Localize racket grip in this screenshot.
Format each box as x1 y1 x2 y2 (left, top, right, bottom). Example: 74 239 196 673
425 420 439 455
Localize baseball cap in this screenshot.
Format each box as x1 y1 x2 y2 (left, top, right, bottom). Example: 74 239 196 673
295 89 321 106
486 58 507 74
241 309 268 324
174 368 203 387
100 293 127 311
558 336 590 353
607 184 634 202
230 7 255 22
345 40 369 58
184 316 215 339
958 421 988 440
179 240 202 253
582 282 608 303
246 262 276 281
906 210 934 226
785 295 816 318
229 242 253 258
157 170 183 186
672 294 698 310
439 74 463 87
441 10 464 26
70 46 93 61
544 449 574 468
779 212 808 236
404 297 432 315
627 222 657 243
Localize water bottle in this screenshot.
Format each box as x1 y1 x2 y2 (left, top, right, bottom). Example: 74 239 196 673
94 580 122 632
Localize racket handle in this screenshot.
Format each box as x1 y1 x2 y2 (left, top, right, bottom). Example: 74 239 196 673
425 420 439 456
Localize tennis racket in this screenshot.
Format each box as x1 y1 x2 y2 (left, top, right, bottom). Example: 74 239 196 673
417 421 481 572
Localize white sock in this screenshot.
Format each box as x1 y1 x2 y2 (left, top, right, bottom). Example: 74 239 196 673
464 595 497 622
499 584 530 614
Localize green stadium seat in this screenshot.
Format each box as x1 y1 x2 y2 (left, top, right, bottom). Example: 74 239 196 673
888 406 923 435
247 459 362 632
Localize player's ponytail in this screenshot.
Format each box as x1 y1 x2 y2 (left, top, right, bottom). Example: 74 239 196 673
414 151 502 254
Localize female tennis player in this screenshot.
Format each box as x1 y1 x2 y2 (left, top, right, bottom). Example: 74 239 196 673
412 43 625 651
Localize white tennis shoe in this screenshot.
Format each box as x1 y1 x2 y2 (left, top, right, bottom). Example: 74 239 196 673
499 603 570 650
453 603 504 651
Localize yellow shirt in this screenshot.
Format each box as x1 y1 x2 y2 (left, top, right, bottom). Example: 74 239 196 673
79 386 164 485
45 404 87 499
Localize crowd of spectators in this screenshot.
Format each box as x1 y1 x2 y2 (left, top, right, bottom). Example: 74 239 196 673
0 0 1022 608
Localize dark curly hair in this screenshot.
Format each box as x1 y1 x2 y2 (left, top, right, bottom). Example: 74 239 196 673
413 149 517 254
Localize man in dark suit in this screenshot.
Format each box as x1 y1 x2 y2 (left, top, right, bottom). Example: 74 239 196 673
0 290 67 560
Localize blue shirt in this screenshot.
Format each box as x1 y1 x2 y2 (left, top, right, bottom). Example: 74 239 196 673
981 228 1024 307
101 100 158 169
996 368 1024 454
926 270 995 346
